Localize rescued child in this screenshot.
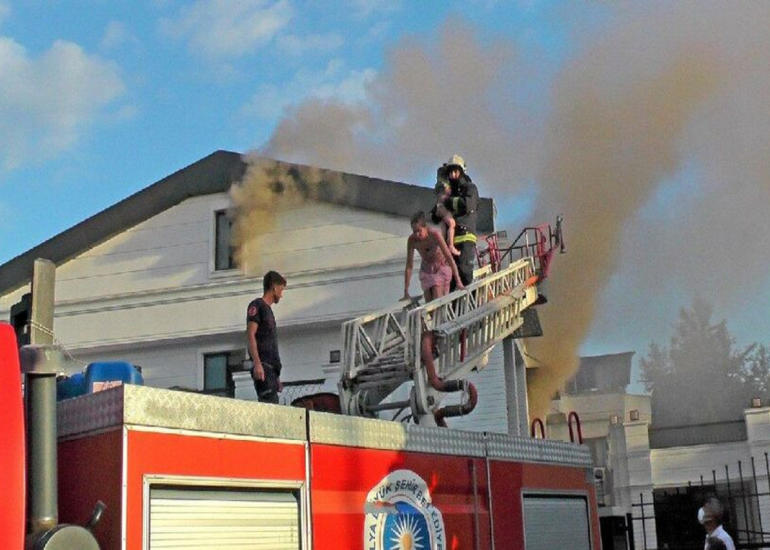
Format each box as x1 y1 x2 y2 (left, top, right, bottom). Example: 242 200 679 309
432 179 461 256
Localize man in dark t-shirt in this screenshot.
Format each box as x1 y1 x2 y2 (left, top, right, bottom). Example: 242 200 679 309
246 270 286 404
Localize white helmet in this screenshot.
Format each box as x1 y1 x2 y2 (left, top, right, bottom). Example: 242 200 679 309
445 154 466 173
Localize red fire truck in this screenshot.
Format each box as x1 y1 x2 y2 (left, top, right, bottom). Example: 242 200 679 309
2 322 599 549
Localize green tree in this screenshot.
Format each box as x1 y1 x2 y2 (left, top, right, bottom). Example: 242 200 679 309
640 299 758 426
742 344 770 401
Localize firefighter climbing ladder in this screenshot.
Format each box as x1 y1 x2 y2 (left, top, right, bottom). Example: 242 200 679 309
339 219 562 426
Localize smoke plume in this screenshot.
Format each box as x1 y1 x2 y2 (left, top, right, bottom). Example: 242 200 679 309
527 53 721 415
229 155 344 276
245 3 770 418
263 20 541 189
528 2 770 415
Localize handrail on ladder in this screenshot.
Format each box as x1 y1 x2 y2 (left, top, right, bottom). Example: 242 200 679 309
531 417 546 439
478 216 564 279
568 411 583 444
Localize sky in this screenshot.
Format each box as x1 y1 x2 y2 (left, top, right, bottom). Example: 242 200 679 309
0 0 582 260
2 1 769 393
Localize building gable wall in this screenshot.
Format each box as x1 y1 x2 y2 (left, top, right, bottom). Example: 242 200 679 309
1 192 416 348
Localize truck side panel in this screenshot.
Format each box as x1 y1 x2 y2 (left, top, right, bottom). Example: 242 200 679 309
311 443 491 550
58 429 123 550
125 430 307 550
489 460 601 549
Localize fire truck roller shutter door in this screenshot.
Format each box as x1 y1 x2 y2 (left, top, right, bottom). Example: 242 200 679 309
149 486 301 549
523 495 591 550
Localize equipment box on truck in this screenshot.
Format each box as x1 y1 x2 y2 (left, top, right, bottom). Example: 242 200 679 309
52 383 599 549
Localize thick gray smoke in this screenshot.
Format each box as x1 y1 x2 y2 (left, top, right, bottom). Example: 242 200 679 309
529 2 770 415
244 3 770 417
263 19 541 189
230 156 345 276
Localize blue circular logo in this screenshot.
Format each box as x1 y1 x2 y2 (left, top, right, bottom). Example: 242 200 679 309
382 501 432 550
364 470 445 550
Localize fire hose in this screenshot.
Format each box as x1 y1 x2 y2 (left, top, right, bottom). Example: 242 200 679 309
422 332 479 427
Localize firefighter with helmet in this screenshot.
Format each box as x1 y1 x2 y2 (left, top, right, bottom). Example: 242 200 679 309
432 154 479 289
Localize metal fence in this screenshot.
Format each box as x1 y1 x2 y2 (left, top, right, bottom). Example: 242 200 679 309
279 378 327 405
631 453 770 550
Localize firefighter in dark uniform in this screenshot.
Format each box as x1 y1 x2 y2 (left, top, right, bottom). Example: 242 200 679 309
432 154 478 289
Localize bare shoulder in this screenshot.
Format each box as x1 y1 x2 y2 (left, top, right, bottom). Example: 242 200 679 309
427 228 444 241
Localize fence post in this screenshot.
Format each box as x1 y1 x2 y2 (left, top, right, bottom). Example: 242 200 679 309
639 492 648 550
626 512 636 550
739 460 752 544
751 456 765 541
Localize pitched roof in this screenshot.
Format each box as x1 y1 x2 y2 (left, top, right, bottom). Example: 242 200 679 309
0 150 495 295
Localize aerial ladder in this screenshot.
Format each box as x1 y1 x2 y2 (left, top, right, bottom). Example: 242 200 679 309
339 217 564 426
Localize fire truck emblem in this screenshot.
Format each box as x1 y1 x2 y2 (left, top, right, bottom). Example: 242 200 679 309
364 469 445 550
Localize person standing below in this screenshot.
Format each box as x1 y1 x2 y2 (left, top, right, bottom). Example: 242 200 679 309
432 154 479 289
403 211 464 302
699 497 735 550
246 270 286 404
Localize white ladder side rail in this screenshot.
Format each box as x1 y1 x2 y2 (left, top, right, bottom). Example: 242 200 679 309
339 257 531 382
406 256 536 343
433 285 536 382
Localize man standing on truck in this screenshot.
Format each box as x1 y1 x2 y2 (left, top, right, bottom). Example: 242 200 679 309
432 154 478 289
246 271 286 404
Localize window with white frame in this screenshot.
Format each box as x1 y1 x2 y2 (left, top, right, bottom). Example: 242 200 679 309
203 350 244 397
214 210 235 271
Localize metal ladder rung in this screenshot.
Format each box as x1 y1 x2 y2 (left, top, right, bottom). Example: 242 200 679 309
373 357 404 369
367 349 406 364
356 374 410 385
377 337 407 354
434 296 518 337
355 377 410 390
357 364 409 376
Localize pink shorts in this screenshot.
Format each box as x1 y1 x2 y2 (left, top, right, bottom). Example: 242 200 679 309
419 263 452 292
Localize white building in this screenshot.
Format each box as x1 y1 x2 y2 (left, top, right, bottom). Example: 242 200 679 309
547 351 770 550
0 150 520 433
